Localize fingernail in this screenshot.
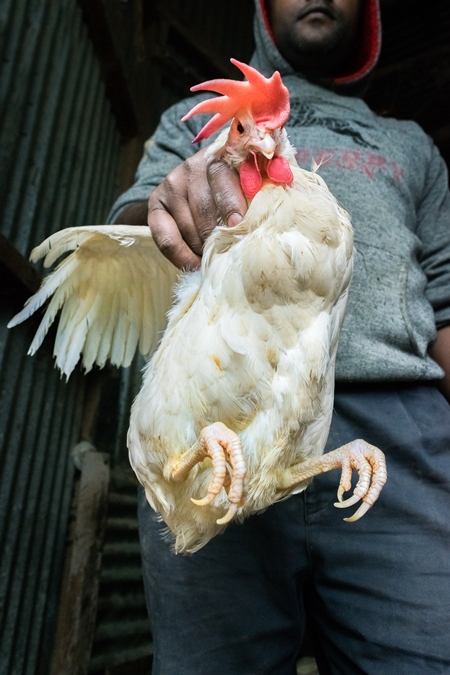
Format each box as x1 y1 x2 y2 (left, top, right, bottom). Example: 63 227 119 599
227 213 242 228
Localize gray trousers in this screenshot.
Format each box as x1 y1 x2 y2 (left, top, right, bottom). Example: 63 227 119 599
138 383 450 674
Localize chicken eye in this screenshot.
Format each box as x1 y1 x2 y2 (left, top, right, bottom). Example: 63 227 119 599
236 122 245 134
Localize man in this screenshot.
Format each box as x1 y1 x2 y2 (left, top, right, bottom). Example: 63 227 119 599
109 1 450 672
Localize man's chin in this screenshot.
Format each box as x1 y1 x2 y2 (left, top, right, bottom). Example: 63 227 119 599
293 21 340 48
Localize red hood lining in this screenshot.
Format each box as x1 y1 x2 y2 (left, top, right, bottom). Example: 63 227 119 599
258 0 381 85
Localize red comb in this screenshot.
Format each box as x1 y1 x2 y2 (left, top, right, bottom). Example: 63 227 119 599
181 59 290 143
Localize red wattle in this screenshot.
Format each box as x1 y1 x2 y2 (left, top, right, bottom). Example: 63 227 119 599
267 156 294 185
240 153 262 198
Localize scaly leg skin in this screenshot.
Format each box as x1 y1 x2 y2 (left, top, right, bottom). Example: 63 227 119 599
170 422 247 525
280 439 387 521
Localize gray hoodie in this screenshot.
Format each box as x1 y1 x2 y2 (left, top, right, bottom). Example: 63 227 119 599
109 0 450 383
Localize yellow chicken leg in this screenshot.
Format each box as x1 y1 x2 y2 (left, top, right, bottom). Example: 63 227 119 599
171 422 247 525
280 439 387 521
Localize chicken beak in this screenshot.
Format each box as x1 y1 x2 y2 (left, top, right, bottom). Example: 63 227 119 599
251 133 276 159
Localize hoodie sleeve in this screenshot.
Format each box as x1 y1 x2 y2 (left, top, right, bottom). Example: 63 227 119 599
416 142 450 328
107 97 210 224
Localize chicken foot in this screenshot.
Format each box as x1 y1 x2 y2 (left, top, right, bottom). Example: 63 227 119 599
280 439 387 521
171 422 247 525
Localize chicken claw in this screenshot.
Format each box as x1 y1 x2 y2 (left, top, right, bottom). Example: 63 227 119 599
171 422 247 524
281 439 387 521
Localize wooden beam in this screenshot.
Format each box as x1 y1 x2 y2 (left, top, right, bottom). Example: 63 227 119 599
50 451 110 675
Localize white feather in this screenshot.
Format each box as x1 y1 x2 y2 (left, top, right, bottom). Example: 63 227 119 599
9 225 180 375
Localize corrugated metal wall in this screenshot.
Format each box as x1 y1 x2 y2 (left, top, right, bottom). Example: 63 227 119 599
0 316 85 675
0 0 122 672
0 0 121 256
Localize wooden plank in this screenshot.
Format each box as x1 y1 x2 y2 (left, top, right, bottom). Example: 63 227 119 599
50 451 110 675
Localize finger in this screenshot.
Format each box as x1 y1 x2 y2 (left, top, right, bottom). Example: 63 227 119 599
207 158 248 228
182 148 219 243
148 207 201 270
160 172 205 256
171 198 204 256
188 186 218 244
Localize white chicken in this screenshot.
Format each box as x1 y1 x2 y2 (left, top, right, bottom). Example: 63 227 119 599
9 60 386 553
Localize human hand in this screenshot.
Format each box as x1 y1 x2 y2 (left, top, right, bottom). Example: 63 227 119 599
148 148 248 270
